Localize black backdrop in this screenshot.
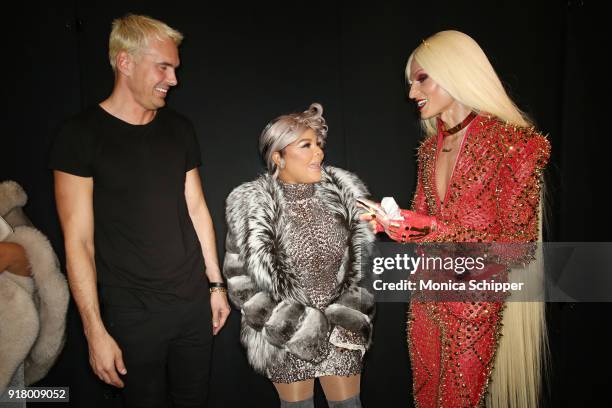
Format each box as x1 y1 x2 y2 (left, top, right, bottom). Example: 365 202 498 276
3 1 608 407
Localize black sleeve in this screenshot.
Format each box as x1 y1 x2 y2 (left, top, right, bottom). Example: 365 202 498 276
48 120 94 177
184 121 202 172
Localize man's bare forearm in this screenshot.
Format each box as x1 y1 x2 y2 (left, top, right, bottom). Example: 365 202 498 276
54 171 104 339
65 239 107 339
189 203 223 283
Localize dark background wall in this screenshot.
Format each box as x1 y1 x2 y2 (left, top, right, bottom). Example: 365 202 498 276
3 1 607 407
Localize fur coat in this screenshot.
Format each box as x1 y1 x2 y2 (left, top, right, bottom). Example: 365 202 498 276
0 181 69 392
223 166 376 374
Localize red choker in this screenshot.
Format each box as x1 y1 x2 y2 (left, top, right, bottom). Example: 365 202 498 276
438 111 477 137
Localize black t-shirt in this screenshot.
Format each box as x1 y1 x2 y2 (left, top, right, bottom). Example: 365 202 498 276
49 105 207 305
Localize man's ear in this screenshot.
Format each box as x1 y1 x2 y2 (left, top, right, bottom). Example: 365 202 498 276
116 50 134 76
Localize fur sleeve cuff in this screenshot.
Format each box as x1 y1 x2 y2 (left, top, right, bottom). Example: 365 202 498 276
324 287 375 348
263 302 330 362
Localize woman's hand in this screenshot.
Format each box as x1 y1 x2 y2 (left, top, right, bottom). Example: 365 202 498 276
357 199 385 234
359 212 384 234
0 242 31 277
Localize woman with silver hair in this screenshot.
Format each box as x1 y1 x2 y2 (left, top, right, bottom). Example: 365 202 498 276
223 103 375 407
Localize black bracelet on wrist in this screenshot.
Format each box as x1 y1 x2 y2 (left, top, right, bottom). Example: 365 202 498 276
209 281 227 288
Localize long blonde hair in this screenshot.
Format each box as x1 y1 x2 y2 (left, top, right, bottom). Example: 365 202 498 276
406 30 531 135
406 30 549 408
485 204 549 408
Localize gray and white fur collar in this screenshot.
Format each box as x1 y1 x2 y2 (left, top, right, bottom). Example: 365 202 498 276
225 165 374 306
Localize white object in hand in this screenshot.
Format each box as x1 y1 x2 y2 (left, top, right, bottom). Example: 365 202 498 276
0 215 13 241
381 197 403 220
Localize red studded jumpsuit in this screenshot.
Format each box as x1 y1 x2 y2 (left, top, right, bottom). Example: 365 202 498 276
407 114 550 407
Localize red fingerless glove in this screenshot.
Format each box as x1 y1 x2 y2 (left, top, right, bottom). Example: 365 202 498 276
384 209 437 242
374 219 385 234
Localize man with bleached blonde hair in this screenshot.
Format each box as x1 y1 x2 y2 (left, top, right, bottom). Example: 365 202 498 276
50 14 229 407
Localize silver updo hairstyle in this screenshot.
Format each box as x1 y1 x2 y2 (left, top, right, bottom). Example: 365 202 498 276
259 103 328 178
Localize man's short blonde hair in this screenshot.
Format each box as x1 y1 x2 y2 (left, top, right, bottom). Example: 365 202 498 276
108 14 183 71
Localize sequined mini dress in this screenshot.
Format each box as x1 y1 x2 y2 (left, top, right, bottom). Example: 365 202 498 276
266 181 364 383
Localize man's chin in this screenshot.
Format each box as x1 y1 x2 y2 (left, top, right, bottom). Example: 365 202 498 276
149 96 167 109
